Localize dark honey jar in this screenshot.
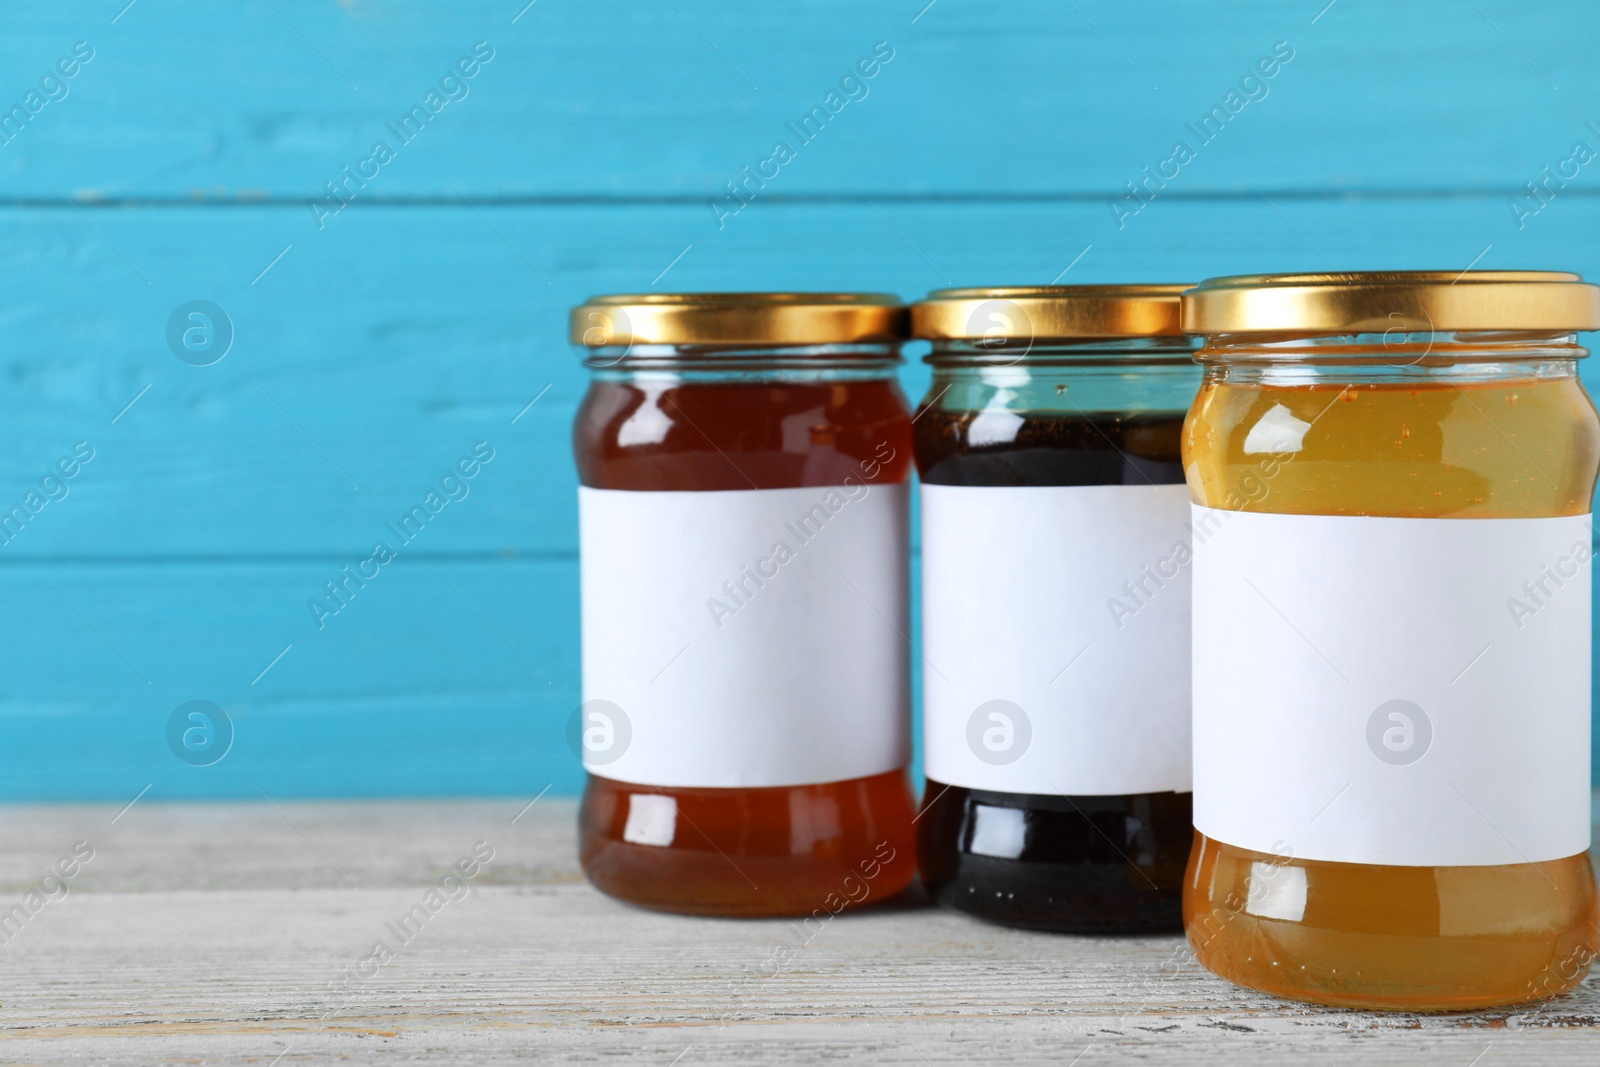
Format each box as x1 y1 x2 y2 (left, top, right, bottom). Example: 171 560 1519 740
910 285 1201 932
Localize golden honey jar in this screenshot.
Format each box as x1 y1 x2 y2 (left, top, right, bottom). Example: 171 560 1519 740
1179 271 1600 1010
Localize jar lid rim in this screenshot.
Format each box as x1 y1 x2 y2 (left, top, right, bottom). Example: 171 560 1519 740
1182 271 1600 334
570 292 906 348
911 285 1193 341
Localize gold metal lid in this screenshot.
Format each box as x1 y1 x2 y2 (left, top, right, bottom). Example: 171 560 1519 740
1181 271 1600 335
570 292 906 348
911 285 1192 341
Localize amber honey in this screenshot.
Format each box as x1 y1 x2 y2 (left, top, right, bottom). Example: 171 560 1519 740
570 293 918 918
574 377 918 916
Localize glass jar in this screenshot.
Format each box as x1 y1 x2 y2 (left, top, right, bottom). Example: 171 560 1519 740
911 286 1202 931
570 293 917 916
1181 271 1600 1010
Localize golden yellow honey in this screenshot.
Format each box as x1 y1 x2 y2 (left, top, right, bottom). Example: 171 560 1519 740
1184 353 1600 1010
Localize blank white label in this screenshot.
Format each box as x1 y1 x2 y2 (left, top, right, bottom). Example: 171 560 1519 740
921 483 1193 795
579 484 910 788
1192 506 1592 867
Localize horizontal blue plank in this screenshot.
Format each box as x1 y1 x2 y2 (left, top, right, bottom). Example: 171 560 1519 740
2 195 1600 558
0 0 1596 198
0 557 577 801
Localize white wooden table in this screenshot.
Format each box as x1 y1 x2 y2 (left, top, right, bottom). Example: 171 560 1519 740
0 797 1595 1065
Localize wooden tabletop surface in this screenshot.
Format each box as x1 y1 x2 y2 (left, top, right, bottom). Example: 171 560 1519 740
0 797 1594 1065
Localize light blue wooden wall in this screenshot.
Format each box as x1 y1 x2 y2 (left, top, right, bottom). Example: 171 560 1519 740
2 0 1598 799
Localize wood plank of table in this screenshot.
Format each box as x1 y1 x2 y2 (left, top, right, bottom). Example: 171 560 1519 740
0 798 1594 1064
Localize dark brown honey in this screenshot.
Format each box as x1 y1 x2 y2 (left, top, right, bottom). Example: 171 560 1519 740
915 406 1192 932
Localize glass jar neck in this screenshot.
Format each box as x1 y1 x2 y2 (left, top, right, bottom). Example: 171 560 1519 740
923 337 1202 415
927 336 1198 366
1195 331 1588 387
582 342 901 384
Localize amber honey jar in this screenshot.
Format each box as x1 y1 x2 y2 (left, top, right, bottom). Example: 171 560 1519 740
1181 271 1600 1010
910 286 1201 931
570 293 917 916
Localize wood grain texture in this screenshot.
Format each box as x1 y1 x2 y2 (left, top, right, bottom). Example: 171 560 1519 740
2 1 1599 798
0 559 580 801
0 799 1594 1065
1 1 1597 197
3 195 1598 559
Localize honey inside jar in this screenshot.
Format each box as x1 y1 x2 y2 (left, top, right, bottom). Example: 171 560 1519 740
914 406 1195 932
908 286 1202 933
1187 375 1598 517
1182 271 1600 1011
575 376 918 915
570 293 918 918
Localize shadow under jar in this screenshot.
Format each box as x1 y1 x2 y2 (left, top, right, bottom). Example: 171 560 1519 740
911 286 1202 932
571 293 918 917
1181 271 1600 1010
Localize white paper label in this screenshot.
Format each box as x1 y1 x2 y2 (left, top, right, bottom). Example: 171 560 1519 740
1193 506 1592 867
921 483 1193 795
579 483 910 788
